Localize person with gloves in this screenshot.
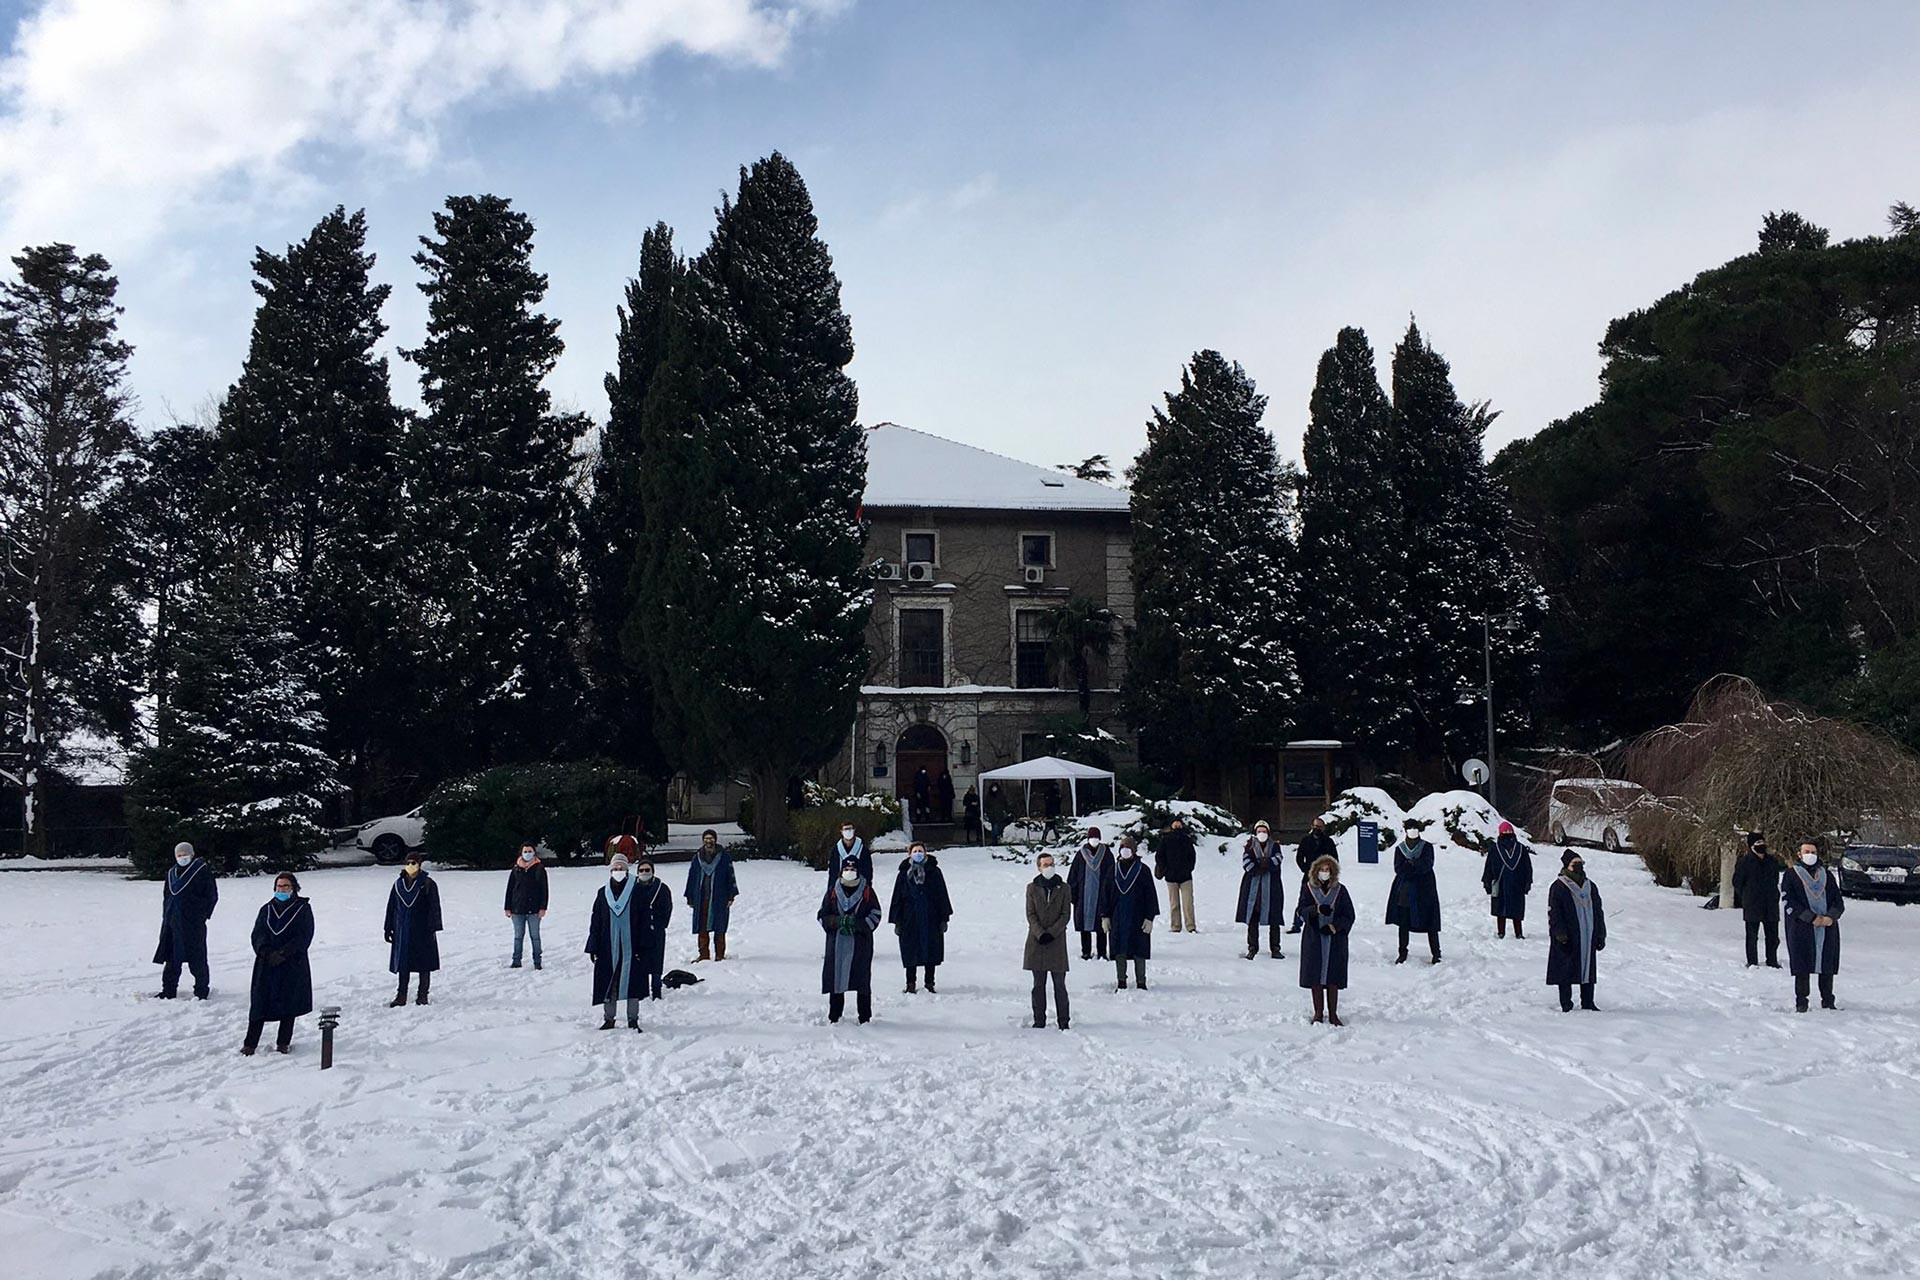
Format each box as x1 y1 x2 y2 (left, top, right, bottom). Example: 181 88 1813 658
1783 840 1843 1012
1300 854 1356 1025
889 842 953 993
1482 820 1535 939
384 854 443 1008
242 873 314 1056
153 841 217 1000
1102 837 1160 990
1237 820 1288 960
1025 852 1072 1029
819 863 883 1024
1546 850 1607 1012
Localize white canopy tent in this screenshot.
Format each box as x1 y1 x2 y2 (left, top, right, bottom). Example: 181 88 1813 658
976 756 1117 818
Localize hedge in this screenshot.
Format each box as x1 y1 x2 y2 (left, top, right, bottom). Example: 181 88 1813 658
421 762 665 869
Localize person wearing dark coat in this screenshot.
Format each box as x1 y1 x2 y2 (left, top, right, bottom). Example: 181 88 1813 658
503 842 549 969
888 844 953 993
963 786 981 842
1385 823 1443 964
1025 852 1071 1029
985 783 1010 843
1482 821 1535 938
1154 818 1199 933
1731 832 1782 969
1101 839 1160 990
1546 850 1607 1012
1300 855 1356 1026
384 855 444 1007
912 768 932 824
630 858 674 1000
686 831 739 961
1236 821 1288 960
153 841 218 999
819 866 883 1024
586 853 647 1030
243 873 314 1056
1290 818 1337 931
1783 841 1844 1012
1067 827 1116 960
827 824 874 887
937 770 956 824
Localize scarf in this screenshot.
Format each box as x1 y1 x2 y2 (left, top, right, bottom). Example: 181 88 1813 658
604 876 636 916
1791 864 1831 971
908 859 927 886
1557 874 1595 982
1310 882 1341 983
264 898 306 936
831 882 866 992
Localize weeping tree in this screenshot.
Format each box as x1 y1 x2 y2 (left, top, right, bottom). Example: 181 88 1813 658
1623 675 1920 896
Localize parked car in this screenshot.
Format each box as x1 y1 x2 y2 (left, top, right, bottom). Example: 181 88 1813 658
1548 778 1652 851
356 808 425 863
1838 845 1920 905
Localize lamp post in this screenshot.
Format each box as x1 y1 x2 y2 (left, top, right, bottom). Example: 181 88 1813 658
319 1005 341 1070
1479 614 1513 811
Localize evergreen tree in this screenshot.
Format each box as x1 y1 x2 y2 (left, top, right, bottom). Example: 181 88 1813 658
1043 595 1117 717
126 553 341 877
634 154 870 850
583 222 679 774
402 194 589 774
1296 327 1413 757
1124 350 1300 804
0 244 144 855
125 420 220 724
1388 322 1542 768
210 208 414 803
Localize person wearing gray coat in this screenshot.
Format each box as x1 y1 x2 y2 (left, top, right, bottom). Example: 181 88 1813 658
1025 852 1072 1030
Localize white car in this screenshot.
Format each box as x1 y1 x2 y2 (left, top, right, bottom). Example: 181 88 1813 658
356 808 426 863
1548 778 1648 851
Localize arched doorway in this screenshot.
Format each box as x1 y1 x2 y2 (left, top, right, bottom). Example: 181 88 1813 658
895 724 952 826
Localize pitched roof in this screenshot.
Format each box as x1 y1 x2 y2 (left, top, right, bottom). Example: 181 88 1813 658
863 423 1130 513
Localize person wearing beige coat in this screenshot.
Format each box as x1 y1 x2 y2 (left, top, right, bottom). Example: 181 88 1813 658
1025 852 1072 1030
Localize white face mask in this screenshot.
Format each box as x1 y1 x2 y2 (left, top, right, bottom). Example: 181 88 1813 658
841 830 856 843
175 853 192 866
1317 870 1331 882
637 870 654 883
1800 852 1819 865
1085 838 1098 849
1038 865 1058 880
610 869 628 882
1119 848 1135 860
841 871 860 887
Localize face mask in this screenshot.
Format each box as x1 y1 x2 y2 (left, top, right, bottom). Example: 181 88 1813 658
1038 865 1057 879
910 851 925 863
1800 852 1819 865
175 853 192 866
1568 865 1584 879
610 869 628 882
404 864 420 877
1119 848 1135 860
1085 838 1098 848
841 830 856 843
520 850 535 862
637 870 654 882
273 890 292 902
1317 870 1331 882
841 871 860 887
1255 832 1270 843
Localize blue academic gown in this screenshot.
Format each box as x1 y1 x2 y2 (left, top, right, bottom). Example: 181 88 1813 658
384 874 443 973
685 851 738 935
819 882 883 994
249 898 315 1021
1236 838 1288 926
1299 882 1356 988
828 837 874 886
1481 837 1535 921
888 856 953 968
1545 876 1607 986
1782 864 1843 977
1385 840 1442 932
153 858 218 968
1067 844 1115 933
1101 856 1160 961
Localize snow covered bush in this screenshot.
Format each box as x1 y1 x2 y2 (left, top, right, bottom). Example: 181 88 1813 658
1316 787 1406 840
1012 796 1242 854
792 794 903 869
421 762 664 868
1404 789 1520 850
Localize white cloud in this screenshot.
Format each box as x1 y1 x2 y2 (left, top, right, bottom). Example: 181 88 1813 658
0 0 821 253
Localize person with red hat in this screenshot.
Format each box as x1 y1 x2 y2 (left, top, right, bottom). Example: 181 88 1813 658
1067 826 1115 961
1480 820 1535 939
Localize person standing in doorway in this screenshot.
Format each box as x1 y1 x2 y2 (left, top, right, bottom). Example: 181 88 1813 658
1482 821 1535 939
686 829 738 961
1546 851 1607 1012
938 770 956 824
1237 820 1287 960
1068 826 1115 960
1301 854 1356 1025
385 855 443 1008
503 842 548 970
912 767 932 825
1385 821 1442 964
1025 852 1071 1029
819 865 882 1024
889 843 953 993
1103 838 1159 990
1154 817 1199 933
1731 832 1782 969
1291 817 1336 933
1783 840 1843 1012
242 873 314 1056
153 841 217 1000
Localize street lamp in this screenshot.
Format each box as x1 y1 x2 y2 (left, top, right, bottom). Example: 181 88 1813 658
319 1005 341 1070
1479 614 1516 810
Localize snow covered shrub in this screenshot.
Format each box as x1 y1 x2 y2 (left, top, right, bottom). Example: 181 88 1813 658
1404 790 1516 850
422 762 664 868
1316 788 1406 840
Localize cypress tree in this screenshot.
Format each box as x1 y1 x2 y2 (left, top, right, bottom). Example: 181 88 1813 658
1297 327 1413 758
402 194 589 774
1124 350 1300 806
0 244 144 855
634 153 870 850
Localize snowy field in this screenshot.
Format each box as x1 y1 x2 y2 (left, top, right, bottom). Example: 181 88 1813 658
3 837 1919 1279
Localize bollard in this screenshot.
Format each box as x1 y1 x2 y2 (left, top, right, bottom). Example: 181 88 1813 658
318 1005 341 1070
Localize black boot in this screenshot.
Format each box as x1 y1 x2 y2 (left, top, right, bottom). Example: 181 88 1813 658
415 973 431 1007
905 971 917 994
1513 921 1524 940
925 968 937 994
389 976 408 1008
599 1016 616 1030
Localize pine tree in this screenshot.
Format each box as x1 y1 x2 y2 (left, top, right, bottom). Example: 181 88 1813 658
126 421 220 724
0 244 144 855
210 208 414 801
1388 322 1542 767
126 553 341 877
1297 327 1413 757
583 222 680 773
634 153 870 850
402 194 589 774
1124 350 1300 803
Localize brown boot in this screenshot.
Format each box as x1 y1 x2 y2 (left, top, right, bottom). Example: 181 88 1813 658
715 933 727 961
697 931 711 962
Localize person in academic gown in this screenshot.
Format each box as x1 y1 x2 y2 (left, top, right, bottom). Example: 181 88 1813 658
1481 821 1535 938
685 830 738 961
1546 850 1607 1012
630 857 675 1000
826 824 874 886
819 866 883 1024
242 873 314 1056
153 841 218 999
888 843 953 993
1290 817 1336 932
1300 854 1356 1025
1101 838 1160 990
1385 822 1443 964
1731 831 1783 969
1236 820 1288 960
1067 827 1116 960
384 854 443 1007
1782 840 1843 1013
587 853 647 1030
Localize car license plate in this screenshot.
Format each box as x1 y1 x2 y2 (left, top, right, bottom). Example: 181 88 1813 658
1867 868 1905 881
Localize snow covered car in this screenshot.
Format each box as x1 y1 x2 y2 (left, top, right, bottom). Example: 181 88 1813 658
1837 845 1920 904
1547 778 1650 851
356 808 426 863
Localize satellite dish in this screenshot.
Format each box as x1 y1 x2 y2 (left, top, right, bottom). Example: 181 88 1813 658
1462 758 1490 787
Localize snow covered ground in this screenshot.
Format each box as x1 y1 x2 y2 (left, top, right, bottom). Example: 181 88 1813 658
3 836 1918 1279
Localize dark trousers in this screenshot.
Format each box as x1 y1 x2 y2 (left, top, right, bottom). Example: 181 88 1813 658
1079 929 1107 960
1246 922 1283 956
1794 972 1836 1008
1397 926 1442 961
395 971 432 1000
244 1015 296 1050
1556 982 1596 1010
828 989 872 1023
646 970 664 1000
1031 970 1069 1026
1114 957 1146 987
161 956 210 998
905 965 936 990
1745 917 1780 966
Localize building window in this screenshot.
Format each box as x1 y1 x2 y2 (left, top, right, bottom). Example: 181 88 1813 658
1250 758 1279 799
898 609 944 687
1283 757 1328 800
1020 533 1054 568
904 531 937 565
1014 609 1052 688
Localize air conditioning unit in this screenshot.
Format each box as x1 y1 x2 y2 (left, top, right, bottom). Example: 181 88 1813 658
874 561 902 581
1023 565 1046 585
906 562 936 584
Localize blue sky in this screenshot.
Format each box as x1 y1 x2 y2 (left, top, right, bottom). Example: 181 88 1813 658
3 1 1917 469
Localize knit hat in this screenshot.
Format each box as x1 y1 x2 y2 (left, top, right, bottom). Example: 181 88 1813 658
1497 821 1515 836
1254 819 1270 832
609 853 630 872
1746 831 1766 850
1085 827 1101 838
1560 849 1582 869
174 841 194 857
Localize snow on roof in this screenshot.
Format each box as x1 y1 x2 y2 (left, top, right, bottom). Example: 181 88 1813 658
863 423 1130 514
